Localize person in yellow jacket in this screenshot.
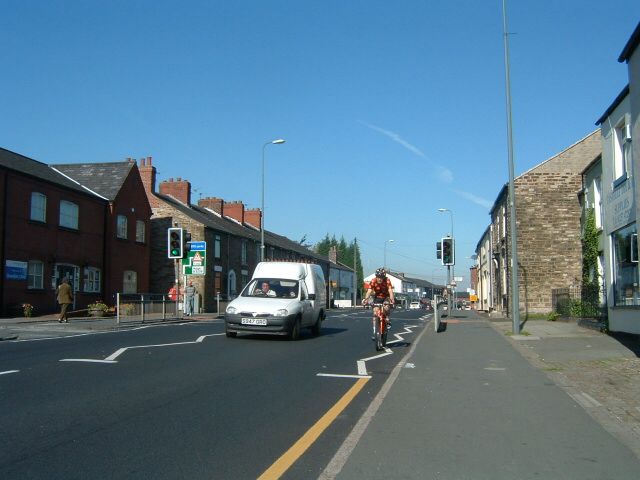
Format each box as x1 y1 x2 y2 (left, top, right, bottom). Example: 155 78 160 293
56 277 73 323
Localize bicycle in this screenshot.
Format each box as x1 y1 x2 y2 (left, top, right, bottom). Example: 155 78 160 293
371 299 391 351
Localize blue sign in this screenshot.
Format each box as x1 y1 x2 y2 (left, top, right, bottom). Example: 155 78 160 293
189 241 206 251
5 260 28 280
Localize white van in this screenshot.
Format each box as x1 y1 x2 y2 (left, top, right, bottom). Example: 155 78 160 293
224 262 327 340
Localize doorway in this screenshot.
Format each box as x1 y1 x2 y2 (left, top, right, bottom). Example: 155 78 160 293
53 264 79 310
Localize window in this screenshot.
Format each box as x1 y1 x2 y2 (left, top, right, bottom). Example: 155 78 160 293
30 193 46 222
27 261 44 289
215 272 222 296
593 178 603 230
123 270 137 294
59 201 79 229
613 122 632 183
241 240 247 265
612 223 639 306
136 220 146 243
83 267 101 293
117 215 128 239
215 235 221 258
228 270 237 297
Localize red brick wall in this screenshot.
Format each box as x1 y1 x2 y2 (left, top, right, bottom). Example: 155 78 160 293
1 170 106 315
103 165 152 303
159 178 191 205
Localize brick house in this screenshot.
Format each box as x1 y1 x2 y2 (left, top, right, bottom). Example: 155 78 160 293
487 131 601 315
53 160 152 301
138 157 330 313
0 149 152 316
0 148 105 316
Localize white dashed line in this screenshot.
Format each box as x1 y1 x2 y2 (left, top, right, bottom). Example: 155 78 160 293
0 370 20 375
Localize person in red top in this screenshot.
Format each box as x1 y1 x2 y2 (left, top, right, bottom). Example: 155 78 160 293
363 268 395 335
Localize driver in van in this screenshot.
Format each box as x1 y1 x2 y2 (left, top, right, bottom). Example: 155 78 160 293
255 281 277 297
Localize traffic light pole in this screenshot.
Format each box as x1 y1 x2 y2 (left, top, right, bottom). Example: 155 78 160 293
447 265 452 312
174 259 180 319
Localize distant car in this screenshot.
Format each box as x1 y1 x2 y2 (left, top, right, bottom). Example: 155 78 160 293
409 301 420 310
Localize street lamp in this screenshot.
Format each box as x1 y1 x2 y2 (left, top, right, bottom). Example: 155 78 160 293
261 138 286 261
384 239 394 269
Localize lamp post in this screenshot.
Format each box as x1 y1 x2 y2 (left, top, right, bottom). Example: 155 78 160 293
384 239 394 269
438 208 455 310
261 138 286 261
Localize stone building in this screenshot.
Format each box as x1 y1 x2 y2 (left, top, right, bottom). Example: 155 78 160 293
487 130 601 315
138 157 330 313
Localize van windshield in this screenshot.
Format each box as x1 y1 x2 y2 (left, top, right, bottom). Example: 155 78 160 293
242 278 300 299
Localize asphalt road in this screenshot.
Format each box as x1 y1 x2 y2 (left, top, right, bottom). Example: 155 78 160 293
0 308 428 479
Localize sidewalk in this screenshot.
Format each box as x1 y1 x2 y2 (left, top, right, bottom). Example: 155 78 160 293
320 310 640 479
0 312 220 341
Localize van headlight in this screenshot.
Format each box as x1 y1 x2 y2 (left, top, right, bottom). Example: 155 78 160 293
275 309 288 317
226 306 237 314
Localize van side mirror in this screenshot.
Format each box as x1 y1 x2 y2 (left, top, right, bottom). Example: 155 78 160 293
308 293 316 300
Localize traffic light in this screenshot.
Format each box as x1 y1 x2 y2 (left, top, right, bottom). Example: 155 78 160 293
183 230 192 258
436 241 442 260
441 237 455 266
168 227 184 259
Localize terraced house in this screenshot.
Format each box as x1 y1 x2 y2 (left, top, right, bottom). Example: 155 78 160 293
0 149 151 316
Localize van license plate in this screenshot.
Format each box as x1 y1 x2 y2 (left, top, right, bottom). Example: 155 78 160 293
241 318 267 326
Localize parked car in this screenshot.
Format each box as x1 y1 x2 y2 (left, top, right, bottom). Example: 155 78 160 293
224 262 326 340
409 301 420 310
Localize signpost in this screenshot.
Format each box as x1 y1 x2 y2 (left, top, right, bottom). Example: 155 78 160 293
182 242 207 276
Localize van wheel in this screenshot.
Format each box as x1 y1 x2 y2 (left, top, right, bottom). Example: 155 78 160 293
290 317 301 341
311 314 321 337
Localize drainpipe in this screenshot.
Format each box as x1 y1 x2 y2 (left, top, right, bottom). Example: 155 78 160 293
0 173 7 313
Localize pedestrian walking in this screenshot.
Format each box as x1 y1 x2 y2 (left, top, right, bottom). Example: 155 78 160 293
184 281 197 316
56 277 73 323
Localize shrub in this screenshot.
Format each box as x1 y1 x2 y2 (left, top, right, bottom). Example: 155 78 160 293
22 303 34 317
87 301 108 311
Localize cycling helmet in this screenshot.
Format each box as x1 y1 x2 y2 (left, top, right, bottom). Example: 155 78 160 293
375 267 387 278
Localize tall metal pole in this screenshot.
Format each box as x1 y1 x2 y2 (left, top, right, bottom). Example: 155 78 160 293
353 237 357 308
261 139 285 262
261 142 267 262
503 0 521 334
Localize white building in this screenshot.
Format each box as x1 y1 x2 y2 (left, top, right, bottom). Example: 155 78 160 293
596 22 640 333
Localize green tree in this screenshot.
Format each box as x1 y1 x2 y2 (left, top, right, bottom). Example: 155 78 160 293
315 234 364 299
581 208 601 319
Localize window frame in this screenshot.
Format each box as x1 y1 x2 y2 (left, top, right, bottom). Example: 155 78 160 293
613 121 631 186
83 267 101 293
27 260 44 289
136 220 146 243
30 192 47 223
117 215 128 239
59 200 79 229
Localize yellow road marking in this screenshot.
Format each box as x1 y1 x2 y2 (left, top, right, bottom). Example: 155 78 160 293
257 376 370 480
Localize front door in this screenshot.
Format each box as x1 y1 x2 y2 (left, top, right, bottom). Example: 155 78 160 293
53 264 79 310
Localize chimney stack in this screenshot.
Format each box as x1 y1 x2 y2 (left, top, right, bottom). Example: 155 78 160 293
224 201 245 224
198 197 224 215
245 208 262 229
159 177 192 205
138 156 161 208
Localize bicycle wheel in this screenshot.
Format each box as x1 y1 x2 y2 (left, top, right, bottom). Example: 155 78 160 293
375 318 383 351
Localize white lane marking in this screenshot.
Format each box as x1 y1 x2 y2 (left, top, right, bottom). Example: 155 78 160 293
405 363 415 368
60 359 117 364
316 373 371 379
102 333 226 362
0 370 20 375
484 367 506 371
60 332 226 364
320 324 420 378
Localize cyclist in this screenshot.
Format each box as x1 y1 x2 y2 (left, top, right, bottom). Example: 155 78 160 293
363 268 395 338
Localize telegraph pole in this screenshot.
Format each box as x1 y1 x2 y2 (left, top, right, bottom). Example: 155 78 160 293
503 0 521 334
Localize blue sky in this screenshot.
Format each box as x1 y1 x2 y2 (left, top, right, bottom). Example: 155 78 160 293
2 1 639 289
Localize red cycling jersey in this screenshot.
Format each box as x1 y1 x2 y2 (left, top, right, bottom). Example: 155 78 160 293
370 277 392 298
